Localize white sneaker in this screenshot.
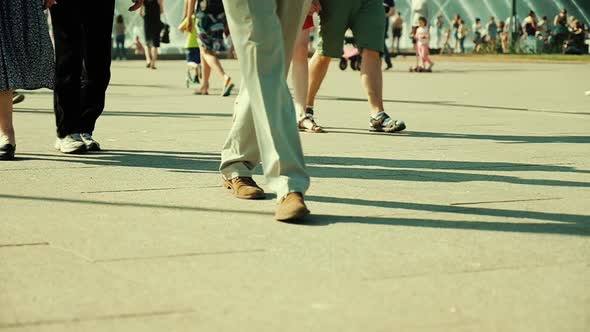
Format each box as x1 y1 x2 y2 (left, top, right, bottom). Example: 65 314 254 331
54 134 87 154
80 133 101 151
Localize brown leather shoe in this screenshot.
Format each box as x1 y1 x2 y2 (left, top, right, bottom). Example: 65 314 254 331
223 177 265 199
275 192 310 222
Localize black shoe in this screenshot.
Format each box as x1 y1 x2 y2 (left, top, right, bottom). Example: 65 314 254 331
0 144 16 160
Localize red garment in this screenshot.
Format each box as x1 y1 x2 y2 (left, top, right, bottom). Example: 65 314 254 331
302 15 314 30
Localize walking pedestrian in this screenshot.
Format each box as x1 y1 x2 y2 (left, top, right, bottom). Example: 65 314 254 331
50 0 143 154
452 14 461 52
219 0 312 221
114 15 127 60
435 15 444 48
382 0 395 71
306 0 406 134
487 17 498 53
1 0 55 160
391 10 404 55
415 16 433 71
458 19 467 53
142 0 163 70
292 0 324 133
185 0 234 97
472 18 483 53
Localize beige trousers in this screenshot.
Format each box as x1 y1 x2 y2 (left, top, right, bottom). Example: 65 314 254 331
220 0 311 199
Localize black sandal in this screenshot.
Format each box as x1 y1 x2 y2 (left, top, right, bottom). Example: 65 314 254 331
298 114 324 133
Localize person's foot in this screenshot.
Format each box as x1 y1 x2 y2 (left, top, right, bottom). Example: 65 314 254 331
222 77 235 97
384 63 393 71
12 92 25 105
369 112 406 133
197 83 209 95
275 192 310 222
54 134 87 154
0 143 16 161
298 108 324 133
223 177 266 199
80 133 101 151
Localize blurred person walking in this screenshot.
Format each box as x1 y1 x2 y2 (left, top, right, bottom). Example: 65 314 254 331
50 0 143 154
185 0 234 97
142 0 163 70
382 0 395 70
472 18 483 53
391 10 403 54
486 17 498 53
434 15 444 48
114 15 127 60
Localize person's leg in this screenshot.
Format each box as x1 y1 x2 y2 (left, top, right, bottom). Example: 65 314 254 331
0 90 15 145
200 49 230 83
360 49 383 115
50 2 84 138
306 53 331 108
144 45 152 65
306 0 348 109
78 0 115 136
221 0 311 200
292 27 311 120
199 53 211 94
382 18 392 69
150 47 158 69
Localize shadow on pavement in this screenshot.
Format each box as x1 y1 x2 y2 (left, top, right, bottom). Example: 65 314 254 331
303 213 589 237
316 95 590 116
1 193 587 237
326 127 590 144
14 108 232 119
19 150 590 188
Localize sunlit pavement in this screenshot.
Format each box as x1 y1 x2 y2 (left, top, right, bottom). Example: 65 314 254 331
1 57 589 331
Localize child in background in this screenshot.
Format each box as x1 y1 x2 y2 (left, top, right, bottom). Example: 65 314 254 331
179 14 202 87
414 16 434 71
114 15 127 60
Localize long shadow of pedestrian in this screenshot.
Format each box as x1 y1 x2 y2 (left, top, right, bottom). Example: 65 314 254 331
324 127 590 144
20 151 590 188
302 213 589 237
316 95 590 116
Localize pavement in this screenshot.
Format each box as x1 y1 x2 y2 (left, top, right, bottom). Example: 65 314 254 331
1 57 589 332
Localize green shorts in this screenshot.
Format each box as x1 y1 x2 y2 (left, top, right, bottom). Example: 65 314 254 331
316 0 385 58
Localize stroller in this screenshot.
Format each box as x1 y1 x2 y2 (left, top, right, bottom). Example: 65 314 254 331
339 32 362 71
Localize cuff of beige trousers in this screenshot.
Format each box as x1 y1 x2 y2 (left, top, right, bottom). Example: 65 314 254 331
220 162 254 180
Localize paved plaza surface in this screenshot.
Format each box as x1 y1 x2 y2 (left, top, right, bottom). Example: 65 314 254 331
1 58 589 331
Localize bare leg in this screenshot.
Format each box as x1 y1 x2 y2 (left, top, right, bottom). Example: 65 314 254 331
0 90 15 145
201 48 230 84
291 28 311 120
360 49 383 116
200 57 211 94
150 47 158 69
306 52 331 108
144 45 152 65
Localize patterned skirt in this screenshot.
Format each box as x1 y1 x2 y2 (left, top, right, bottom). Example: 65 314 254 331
0 0 55 91
196 11 227 52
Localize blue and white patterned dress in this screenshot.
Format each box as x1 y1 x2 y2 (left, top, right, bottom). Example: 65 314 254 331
0 0 55 91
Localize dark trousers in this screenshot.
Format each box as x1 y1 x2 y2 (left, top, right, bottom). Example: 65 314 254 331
50 0 115 137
